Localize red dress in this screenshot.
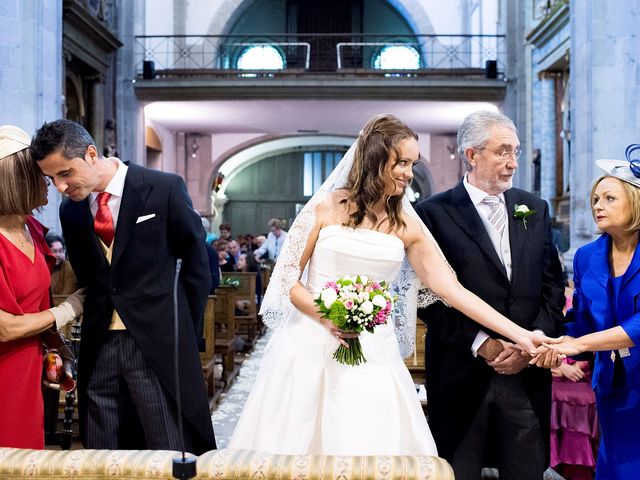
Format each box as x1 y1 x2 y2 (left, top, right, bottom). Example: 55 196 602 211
0 217 54 448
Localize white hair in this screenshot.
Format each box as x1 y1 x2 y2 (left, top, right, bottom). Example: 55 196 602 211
457 110 517 170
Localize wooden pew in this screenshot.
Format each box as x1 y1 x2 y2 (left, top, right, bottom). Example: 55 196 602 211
200 295 217 405
222 272 258 347
257 266 271 335
213 285 239 388
404 321 427 386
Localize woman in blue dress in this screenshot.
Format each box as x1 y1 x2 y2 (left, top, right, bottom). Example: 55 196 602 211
547 150 640 479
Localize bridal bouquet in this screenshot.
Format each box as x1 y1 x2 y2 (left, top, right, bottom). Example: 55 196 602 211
314 275 395 366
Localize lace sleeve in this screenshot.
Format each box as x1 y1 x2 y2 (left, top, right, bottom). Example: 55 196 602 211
390 196 452 358
259 193 326 328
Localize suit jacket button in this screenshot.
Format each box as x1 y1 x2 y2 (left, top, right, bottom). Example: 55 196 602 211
111 288 118 294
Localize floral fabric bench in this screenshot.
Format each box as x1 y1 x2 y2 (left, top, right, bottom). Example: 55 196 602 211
0 447 454 479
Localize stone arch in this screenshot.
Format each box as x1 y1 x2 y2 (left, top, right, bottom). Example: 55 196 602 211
203 135 355 214
205 0 435 36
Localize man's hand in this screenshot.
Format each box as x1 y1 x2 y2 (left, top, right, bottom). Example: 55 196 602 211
477 337 504 361
529 348 564 369
486 340 531 375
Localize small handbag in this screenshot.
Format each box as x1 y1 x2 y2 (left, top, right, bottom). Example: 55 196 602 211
42 346 76 392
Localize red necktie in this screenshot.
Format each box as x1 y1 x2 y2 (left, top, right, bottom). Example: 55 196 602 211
94 192 115 246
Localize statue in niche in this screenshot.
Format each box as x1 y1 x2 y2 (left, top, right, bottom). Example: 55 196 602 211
104 119 117 157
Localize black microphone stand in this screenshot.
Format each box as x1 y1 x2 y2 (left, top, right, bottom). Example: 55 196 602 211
172 259 197 480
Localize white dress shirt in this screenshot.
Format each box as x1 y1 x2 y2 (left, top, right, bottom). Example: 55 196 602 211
89 158 128 228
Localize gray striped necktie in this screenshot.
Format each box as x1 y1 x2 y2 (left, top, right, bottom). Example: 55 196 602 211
483 195 506 236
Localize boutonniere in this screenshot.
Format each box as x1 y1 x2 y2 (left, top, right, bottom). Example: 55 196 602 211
514 204 536 230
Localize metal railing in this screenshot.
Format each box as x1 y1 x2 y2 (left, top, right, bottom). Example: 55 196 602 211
134 33 505 76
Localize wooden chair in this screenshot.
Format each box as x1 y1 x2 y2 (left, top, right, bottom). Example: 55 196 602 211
200 295 216 403
213 286 239 388
222 272 258 347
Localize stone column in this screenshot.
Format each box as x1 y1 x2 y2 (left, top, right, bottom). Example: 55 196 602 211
537 75 557 214
0 0 63 233
89 75 105 153
115 0 143 165
568 0 640 260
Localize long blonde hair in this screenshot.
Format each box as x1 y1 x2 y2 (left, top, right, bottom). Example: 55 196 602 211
341 114 417 232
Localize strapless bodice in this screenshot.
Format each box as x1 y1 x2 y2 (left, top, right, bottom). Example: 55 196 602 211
306 225 405 293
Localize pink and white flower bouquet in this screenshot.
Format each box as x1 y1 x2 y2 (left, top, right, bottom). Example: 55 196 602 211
314 275 395 366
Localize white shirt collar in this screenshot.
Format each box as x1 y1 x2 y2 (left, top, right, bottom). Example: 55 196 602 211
90 158 128 203
462 173 506 206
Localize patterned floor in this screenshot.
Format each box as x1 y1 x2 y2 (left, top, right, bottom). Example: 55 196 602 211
210 329 272 447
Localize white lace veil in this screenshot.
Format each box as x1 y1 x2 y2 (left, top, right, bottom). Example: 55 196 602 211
259 139 447 358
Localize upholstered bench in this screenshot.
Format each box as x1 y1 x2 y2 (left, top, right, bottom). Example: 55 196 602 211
0 447 454 479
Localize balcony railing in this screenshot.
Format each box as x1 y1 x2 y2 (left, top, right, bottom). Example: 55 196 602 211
134 34 505 77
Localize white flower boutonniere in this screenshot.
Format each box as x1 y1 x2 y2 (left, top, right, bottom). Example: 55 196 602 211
514 204 536 230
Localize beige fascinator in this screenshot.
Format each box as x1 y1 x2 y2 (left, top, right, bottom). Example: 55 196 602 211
0 125 31 160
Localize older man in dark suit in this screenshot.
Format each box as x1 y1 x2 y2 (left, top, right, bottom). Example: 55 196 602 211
414 111 565 480
31 120 215 453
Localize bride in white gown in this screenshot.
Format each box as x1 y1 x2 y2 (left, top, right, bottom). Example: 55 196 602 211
229 114 551 456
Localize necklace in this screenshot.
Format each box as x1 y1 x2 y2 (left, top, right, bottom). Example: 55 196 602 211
1 224 28 248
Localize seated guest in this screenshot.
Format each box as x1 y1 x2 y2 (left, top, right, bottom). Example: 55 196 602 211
218 221 232 241
236 251 262 306
201 218 220 293
213 239 235 272
227 239 242 264
45 233 77 295
253 235 266 251
239 234 253 252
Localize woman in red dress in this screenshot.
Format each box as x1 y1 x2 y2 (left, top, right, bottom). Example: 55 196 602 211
0 125 83 449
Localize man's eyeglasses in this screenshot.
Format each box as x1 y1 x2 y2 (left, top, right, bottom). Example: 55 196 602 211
476 147 522 162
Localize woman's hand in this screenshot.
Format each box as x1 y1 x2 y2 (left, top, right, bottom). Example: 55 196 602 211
48 288 86 330
319 318 359 348
558 362 585 382
542 336 583 356
512 329 554 356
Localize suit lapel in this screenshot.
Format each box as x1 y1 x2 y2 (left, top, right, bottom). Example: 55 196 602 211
445 182 508 279
111 164 152 268
505 189 527 288
589 234 611 290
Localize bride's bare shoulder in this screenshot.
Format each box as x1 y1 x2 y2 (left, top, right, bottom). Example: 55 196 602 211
314 190 349 221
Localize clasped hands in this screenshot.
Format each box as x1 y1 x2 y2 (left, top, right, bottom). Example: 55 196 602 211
482 331 573 375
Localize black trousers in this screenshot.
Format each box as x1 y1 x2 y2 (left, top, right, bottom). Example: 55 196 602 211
451 374 545 480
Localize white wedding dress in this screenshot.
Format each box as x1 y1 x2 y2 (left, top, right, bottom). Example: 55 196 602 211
229 225 438 456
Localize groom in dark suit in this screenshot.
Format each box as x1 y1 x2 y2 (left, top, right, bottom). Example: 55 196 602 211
31 120 215 453
415 111 564 479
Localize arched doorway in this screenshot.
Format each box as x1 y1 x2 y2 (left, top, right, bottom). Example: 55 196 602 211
209 135 433 235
